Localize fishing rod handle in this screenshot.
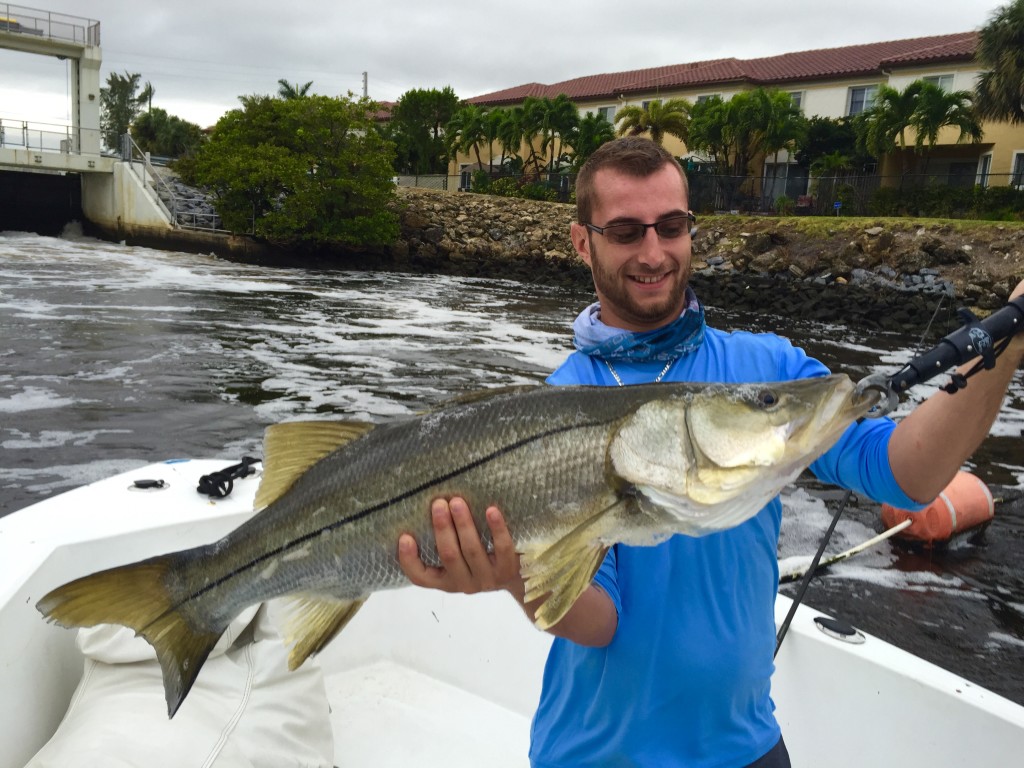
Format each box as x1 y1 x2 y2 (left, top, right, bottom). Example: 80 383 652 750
888 295 1024 393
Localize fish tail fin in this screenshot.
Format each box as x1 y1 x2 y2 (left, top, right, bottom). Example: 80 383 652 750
36 555 224 718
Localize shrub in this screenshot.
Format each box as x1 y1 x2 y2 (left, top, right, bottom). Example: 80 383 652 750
489 177 519 197
471 169 490 192
774 195 795 216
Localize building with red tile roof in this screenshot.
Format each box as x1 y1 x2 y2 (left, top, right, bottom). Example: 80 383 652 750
446 32 1023 204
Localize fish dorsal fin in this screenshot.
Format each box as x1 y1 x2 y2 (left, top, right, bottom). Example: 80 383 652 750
441 384 540 408
255 420 375 510
520 498 631 630
279 594 367 670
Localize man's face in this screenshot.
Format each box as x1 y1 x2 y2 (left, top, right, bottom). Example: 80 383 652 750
570 164 693 332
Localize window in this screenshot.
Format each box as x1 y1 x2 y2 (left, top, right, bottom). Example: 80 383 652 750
1012 152 1024 189
597 106 616 123
923 74 954 92
641 100 651 110
788 91 803 111
847 85 878 116
977 153 992 188
695 94 720 104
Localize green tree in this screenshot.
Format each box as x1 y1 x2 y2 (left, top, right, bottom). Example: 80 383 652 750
565 111 616 170
614 98 692 146
139 81 154 112
518 96 549 174
794 116 873 172
910 83 983 171
391 87 460 174
99 71 150 149
974 0 1024 125
537 94 580 171
856 81 983 177
131 108 205 158
445 103 489 169
751 89 806 169
495 105 527 171
277 79 313 99
855 82 923 175
179 94 398 249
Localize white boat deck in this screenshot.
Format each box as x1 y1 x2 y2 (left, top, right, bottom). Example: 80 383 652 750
3 460 1023 768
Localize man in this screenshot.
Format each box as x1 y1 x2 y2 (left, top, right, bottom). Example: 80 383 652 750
398 137 1024 767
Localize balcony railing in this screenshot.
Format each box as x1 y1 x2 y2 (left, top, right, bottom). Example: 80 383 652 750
0 117 102 154
0 4 99 45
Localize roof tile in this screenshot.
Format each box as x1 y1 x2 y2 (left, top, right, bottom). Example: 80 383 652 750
468 32 978 104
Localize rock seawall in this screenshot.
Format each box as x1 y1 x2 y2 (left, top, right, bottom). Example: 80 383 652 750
386 188 1024 333
124 178 1022 335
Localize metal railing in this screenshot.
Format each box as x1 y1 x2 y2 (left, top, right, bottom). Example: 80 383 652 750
119 134 226 232
0 4 99 45
0 117 101 154
413 168 1024 219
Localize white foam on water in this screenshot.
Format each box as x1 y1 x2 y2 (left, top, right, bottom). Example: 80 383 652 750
0 386 84 413
0 459 151 494
988 632 1024 650
1 428 133 450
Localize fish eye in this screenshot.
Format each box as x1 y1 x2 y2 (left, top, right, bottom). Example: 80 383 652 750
756 389 779 409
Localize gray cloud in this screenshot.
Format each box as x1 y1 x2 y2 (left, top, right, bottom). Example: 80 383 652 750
0 0 1005 127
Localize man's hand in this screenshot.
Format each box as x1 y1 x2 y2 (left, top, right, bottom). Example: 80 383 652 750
397 497 619 647
398 497 525 599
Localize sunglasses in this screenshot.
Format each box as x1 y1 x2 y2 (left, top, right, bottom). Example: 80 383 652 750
584 212 697 245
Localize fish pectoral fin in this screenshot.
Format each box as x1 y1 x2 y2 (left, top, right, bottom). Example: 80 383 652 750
520 499 629 631
280 594 366 670
256 421 376 509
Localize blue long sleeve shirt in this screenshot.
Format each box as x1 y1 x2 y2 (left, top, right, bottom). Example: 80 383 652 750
529 327 923 768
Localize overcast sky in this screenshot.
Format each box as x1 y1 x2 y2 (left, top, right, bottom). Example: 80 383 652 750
0 0 1008 129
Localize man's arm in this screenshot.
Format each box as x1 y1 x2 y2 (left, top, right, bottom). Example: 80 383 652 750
397 497 618 647
888 278 1024 503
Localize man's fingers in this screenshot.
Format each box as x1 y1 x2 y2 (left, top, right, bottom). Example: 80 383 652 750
486 506 524 588
431 498 471 579
449 497 492 576
398 533 443 588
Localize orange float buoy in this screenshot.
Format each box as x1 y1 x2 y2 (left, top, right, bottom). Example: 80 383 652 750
881 471 994 546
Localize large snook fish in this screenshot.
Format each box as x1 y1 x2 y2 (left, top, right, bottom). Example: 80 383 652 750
38 375 877 716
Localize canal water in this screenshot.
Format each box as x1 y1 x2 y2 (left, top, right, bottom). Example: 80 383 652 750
2 226 1022 705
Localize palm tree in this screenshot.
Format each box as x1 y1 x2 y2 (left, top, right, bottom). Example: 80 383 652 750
747 89 806 200
484 108 507 169
139 81 154 113
519 97 548 174
686 95 731 175
540 94 580 172
910 83 984 172
277 79 313 99
496 106 527 171
614 98 692 146
855 82 923 176
565 111 616 170
974 0 1024 125
445 103 489 169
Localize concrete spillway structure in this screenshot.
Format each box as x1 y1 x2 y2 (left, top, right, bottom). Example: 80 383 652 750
0 8 180 240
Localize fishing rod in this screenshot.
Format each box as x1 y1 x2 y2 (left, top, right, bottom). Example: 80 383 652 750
858 294 1024 417
776 294 1024 657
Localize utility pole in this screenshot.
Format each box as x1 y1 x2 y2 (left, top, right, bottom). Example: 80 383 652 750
362 72 368 98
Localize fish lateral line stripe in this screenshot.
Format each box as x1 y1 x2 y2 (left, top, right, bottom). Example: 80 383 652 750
178 416 614 604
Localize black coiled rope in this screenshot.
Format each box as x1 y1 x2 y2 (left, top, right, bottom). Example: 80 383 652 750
197 456 260 498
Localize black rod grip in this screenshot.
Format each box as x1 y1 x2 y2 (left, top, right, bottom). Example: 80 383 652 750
888 295 1024 393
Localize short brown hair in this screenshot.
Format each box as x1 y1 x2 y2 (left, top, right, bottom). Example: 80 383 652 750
575 137 689 223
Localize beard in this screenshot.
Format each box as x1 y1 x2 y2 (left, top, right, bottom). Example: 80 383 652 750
588 235 691 329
